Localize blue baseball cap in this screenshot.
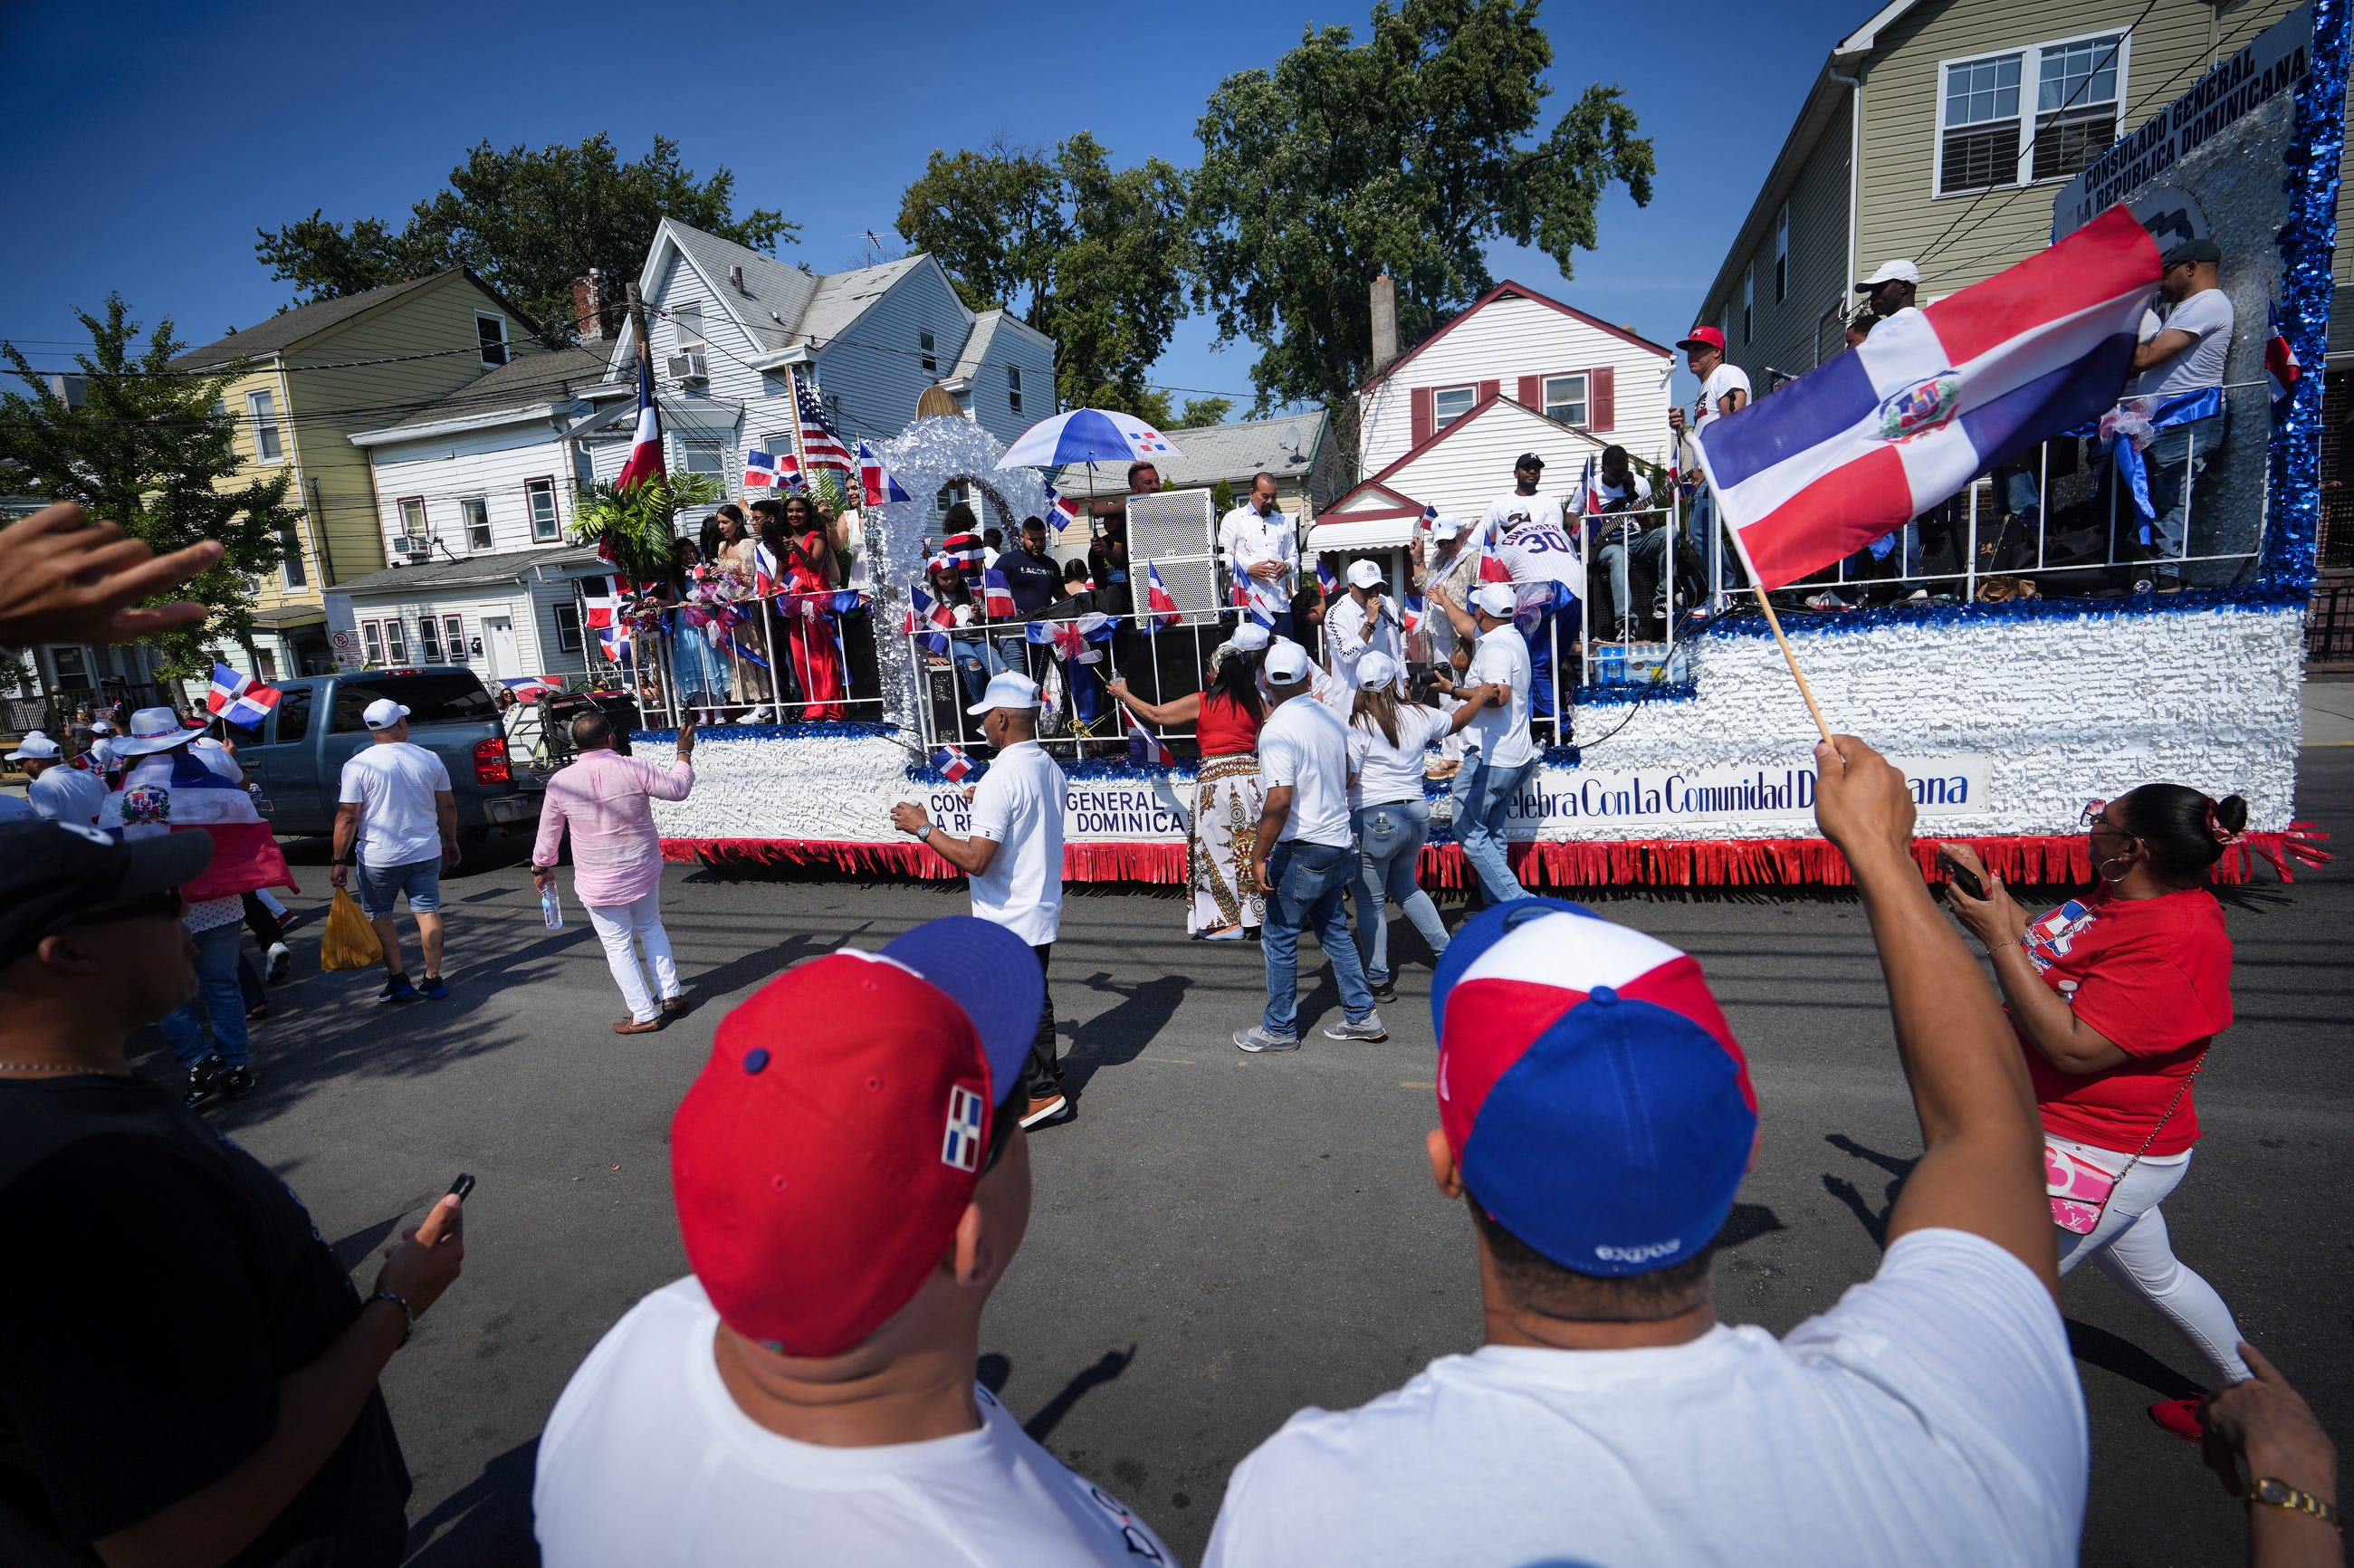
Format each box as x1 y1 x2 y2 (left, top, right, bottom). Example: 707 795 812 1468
1431 898 1758 1276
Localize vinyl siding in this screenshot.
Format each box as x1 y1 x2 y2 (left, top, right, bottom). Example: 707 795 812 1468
1373 398 1657 524
367 426 581 561
1714 112 1857 397
809 260 975 446
956 320 1057 447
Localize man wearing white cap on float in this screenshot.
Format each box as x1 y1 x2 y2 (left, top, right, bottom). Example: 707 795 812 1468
331 697 459 1005
7 732 104 826
1411 514 1483 667
1431 582 1537 907
891 670 1075 1130
1856 258 1922 324
1325 559 1403 699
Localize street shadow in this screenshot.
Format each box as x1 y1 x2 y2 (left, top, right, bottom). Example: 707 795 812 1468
1822 1133 1920 1247
974 1346 1138 1446
2065 1318 2204 1401
330 1207 432 1272
1064 971 1190 1094
1717 1202 1787 1250
402 1435 540 1566
682 928 851 1006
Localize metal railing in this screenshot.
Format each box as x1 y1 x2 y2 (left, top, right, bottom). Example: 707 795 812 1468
584 580 892 731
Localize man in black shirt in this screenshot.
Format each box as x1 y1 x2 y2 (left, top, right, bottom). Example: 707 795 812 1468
0 820 467 1565
1000 516 1063 616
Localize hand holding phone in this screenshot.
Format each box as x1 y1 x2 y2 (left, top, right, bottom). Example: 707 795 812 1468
1938 847 1986 901
377 1173 470 1323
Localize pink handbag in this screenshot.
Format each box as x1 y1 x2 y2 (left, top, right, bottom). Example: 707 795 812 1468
2043 1056 2205 1234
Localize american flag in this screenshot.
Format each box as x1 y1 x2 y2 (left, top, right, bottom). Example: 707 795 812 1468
794 378 853 476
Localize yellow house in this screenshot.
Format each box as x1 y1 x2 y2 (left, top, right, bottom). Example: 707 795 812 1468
171 270 543 677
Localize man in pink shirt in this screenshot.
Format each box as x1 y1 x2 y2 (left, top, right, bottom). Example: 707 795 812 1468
533 713 696 1034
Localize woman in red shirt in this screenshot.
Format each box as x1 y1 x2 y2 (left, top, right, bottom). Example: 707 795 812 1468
1943 785 2252 1442
1108 626 1270 940
778 495 847 722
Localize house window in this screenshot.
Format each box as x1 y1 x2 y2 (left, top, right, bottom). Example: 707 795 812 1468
553 602 583 654
1774 206 1790 303
682 441 724 475
475 311 510 368
460 496 492 550
674 303 704 350
360 621 383 665
418 614 445 663
1742 264 1755 345
936 480 970 517
1431 385 1478 430
445 615 465 659
573 444 597 489
1938 33 2125 196
49 645 91 689
397 497 428 552
255 650 278 681
526 477 560 541
247 389 282 462
920 328 937 372
381 618 407 664
279 523 307 589
1542 375 1589 426
1008 364 1023 415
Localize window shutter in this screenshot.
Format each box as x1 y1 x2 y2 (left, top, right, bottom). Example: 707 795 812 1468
1411 387 1435 445
1476 379 1500 406
1517 375 1544 407
1589 366 1615 431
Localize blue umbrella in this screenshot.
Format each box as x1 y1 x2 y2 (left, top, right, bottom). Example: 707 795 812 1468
994 407 1184 471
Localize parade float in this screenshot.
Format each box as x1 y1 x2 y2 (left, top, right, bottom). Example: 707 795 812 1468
642 0 2341 889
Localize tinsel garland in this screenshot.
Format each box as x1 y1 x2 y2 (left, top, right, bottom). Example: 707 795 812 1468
1575 681 1699 707
636 720 907 747
1688 582 2305 645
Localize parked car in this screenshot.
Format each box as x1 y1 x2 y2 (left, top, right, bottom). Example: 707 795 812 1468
225 667 541 838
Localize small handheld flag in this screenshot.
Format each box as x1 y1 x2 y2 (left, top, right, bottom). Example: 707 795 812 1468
856 441 911 506
933 745 984 783
1045 483 1086 531
1316 558 1338 597
2267 301 2301 413
1144 561 1180 633
1401 593 1425 636
743 449 799 491
981 568 1017 619
1127 715 1177 769
206 664 282 727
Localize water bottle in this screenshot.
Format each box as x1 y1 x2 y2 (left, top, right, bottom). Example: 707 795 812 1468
541 882 563 932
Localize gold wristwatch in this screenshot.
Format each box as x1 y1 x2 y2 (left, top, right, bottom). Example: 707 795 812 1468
2249 1477 2341 1530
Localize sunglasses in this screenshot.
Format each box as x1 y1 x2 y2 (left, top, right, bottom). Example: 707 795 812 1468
2079 799 2136 837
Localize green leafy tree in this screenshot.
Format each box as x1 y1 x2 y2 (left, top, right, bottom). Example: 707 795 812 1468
568 473 724 586
897 133 1191 420
1178 396 1235 427
0 296 298 676
1190 0 1655 453
257 135 796 345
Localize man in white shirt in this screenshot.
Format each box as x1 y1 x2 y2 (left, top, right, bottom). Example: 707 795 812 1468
534 915 1173 1568
1236 640 1383 1053
1669 325 1753 609
1855 256 1923 324
1324 559 1402 696
330 697 458 1005
1584 445 1665 639
1478 454 1580 727
891 671 1074 1130
1219 471 1297 638
6 731 104 827
1432 583 1536 907
1205 737 2085 1568
2124 236 2235 590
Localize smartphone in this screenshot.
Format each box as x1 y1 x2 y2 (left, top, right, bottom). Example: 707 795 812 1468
1938 851 1986 901
416 1173 474 1246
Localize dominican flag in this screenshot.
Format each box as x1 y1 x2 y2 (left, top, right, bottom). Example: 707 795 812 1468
1045 482 1086 531
497 674 561 702
1401 593 1425 636
981 568 1017 618
205 663 281 726
1231 571 1282 626
1127 715 1176 769
616 351 665 492
905 585 952 654
744 449 799 491
1316 558 1338 597
1420 502 1438 528
1144 560 1179 633
2266 301 2301 413
794 378 853 475
583 574 634 665
933 744 983 783
1570 455 1604 516
1696 206 2159 591
751 541 781 597
857 441 911 506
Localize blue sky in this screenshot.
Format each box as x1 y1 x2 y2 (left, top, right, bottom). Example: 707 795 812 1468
0 0 1862 409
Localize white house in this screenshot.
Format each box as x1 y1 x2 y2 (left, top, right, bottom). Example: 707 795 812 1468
1315 282 1678 577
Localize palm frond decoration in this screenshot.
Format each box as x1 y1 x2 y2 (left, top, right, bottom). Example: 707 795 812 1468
569 473 724 585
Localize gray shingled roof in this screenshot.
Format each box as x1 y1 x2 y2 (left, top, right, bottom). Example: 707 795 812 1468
1053 410 1327 492
330 543 603 597
172 272 455 368
788 255 927 351
950 311 1006 381
380 345 620 431
660 224 823 354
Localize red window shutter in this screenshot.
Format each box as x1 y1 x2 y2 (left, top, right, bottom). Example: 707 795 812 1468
1476 379 1500 405
1589 365 1615 431
1411 387 1434 446
1517 374 1544 407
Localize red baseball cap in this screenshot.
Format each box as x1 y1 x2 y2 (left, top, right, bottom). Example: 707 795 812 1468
1677 325 1727 355
670 916 1043 1355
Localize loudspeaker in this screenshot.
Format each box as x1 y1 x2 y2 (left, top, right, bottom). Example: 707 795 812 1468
1124 487 1221 619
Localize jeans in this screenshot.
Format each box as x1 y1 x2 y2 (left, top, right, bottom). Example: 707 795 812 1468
158 922 249 1068
951 633 1007 706
1353 802 1448 988
1596 523 1669 626
1686 484 1745 597
1521 604 1560 721
585 891 679 1024
1029 943 1061 1094
1261 839 1373 1036
1452 751 1536 906
2143 411 2226 564
2050 1139 2249 1386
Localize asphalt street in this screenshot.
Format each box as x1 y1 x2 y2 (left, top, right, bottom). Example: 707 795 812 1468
148 747 2354 1567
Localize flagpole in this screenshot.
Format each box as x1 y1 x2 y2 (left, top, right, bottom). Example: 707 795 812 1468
1725 527 1832 742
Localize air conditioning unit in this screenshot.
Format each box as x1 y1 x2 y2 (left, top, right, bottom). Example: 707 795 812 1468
667 351 708 384
397 534 431 561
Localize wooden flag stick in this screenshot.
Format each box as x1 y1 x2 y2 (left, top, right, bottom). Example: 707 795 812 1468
1747 581 1833 742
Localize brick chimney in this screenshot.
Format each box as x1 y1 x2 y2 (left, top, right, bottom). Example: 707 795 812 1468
1369 273 1399 378
572 270 605 342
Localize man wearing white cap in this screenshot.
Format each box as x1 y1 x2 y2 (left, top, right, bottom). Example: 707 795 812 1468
891 670 1074 1129
331 698 458 1005
1431 583 1536 906
1411 515 1483 666
7 732 105 826
1325 559 1402 698
1857 259 1922 323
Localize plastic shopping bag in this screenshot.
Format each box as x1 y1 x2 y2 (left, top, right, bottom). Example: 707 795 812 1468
321 887 383 970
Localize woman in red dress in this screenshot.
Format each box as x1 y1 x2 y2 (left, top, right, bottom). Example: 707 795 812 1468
779 493 847 721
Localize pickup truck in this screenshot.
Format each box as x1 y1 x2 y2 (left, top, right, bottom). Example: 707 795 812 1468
226 667 542 838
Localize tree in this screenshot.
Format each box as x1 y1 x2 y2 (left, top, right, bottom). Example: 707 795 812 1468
0 296 301 675
568 473 723 588
1189 0 1654 448
257 135 795 345
1178 396 1235 426
897 133 1191 420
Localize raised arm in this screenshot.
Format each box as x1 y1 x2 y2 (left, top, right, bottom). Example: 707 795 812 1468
1813 735 2056 1296
1105 680 1201 728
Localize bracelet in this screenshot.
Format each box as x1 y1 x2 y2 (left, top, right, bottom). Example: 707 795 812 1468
2249 1477 2342 1531
368 1289 416 1345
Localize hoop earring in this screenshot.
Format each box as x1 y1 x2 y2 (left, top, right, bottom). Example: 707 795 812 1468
2096 854 2131 882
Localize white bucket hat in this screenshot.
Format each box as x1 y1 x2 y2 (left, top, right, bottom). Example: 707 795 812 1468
116 706 203 757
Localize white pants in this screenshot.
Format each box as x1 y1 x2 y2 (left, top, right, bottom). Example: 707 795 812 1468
584 893 679 1024
2050 1138 2251 1386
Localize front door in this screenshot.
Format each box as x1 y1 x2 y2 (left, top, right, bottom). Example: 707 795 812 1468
483 617 518 678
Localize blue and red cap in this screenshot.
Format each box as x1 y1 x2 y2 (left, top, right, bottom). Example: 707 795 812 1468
671 916 1042 1356
1431 898 1758 1277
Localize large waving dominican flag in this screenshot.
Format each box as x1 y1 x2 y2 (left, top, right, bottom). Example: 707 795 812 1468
857 441 911 506
206 663 281 726
616 351 665 492
1696 206 2159 591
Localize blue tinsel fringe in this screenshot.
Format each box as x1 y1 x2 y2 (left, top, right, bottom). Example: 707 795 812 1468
2263 0 2348 593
